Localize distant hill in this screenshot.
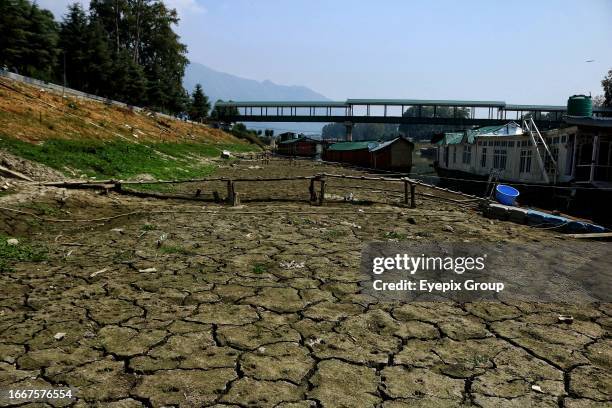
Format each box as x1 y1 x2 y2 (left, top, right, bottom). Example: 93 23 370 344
184 62 329 103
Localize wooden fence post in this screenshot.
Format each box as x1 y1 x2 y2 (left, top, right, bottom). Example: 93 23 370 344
309 177 317 203
226 180 234 204
403 179 409 205
410 183 416 208
318 177 326 206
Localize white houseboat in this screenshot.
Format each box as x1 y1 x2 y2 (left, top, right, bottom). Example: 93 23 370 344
434 120 576 185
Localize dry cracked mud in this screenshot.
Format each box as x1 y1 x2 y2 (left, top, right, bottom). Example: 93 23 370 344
0 158 610 407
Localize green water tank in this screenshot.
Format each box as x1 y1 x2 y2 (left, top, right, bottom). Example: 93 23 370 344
567 95 593 117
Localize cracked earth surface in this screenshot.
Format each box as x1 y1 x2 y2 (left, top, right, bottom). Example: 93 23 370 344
0 159 610 407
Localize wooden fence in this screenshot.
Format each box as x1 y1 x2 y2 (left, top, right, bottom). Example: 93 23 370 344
42 172 484 208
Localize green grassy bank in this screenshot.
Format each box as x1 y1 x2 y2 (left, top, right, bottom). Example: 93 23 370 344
0 136 259 180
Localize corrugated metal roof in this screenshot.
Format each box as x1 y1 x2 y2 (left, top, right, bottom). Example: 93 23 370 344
346 99 505 108
369 137 414 152
436 132 465 145
437 122 523 145
327 141 375 151
278 137 321 144
505 104 566 111
564 116 612 128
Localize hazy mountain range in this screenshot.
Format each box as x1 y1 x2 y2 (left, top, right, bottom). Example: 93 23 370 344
184 62 329 133
184 62 328 103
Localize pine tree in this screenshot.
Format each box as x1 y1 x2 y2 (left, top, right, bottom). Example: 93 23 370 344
188 84 210 122
89 0 188 114
0 0 59 80
58 4 89 90
111 49 147 105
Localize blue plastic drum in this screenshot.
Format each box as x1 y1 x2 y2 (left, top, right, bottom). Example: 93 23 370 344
495 184 520 206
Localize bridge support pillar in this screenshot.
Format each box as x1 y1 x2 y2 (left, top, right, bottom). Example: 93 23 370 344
344 122 353 142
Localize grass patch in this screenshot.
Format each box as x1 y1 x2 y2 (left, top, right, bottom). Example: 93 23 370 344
383 231 408 240
0 234 46 272
252 263 268 274
141 223 156 231
21 202 64 216
324 229 344 239
0 136 258 181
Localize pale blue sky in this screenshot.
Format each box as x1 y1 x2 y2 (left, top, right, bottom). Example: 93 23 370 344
39 0 612 104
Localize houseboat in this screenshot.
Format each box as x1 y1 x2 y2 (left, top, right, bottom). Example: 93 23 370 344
434 113 612 224
433 121 575 186
276 136 322 158
323 137 414 171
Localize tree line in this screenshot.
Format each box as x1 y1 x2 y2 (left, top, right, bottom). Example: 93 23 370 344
0 0 212 118
321 106 471 142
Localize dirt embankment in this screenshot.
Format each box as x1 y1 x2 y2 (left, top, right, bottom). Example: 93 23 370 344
0 77 241 144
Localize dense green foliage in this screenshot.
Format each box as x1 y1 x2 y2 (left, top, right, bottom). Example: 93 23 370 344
188 84 210 122
230 123 265 147
602 69 612 108
321 107 471 142
0 0 202 116
210 100 239 121
0 0 59 80
398 106 470 141
0 136 257 179
322 123 399 141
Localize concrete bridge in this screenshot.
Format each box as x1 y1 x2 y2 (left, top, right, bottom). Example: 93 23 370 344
214 98 612 140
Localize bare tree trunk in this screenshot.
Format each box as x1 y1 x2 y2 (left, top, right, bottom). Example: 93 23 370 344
115 0 120 54
134 0 142 63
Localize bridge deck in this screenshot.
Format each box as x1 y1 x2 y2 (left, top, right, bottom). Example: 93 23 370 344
215 99 612 127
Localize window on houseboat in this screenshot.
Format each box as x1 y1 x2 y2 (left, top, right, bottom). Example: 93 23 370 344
519 149 532 173
493 149 507 169
462 146 472 164
481 148 487 167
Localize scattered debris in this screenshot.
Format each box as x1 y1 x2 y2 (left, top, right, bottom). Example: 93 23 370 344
558 315 574 324
344 192 354 202
280 260 305 269
531 384 543 393
340 221 361 229
442 225 454 233
111 228 124 234
221 150 232 159
139 267 157 273
6 238 19 246
90 268 109 278
407 216 417 225
0 164 34 181
53 332 66 341
157 233 168 247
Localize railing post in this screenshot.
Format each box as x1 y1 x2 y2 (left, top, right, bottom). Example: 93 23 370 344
410 183 416 208
403 179 409 204
309 177 318 203
318 177 326 206
226 180 234 204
